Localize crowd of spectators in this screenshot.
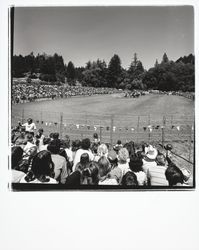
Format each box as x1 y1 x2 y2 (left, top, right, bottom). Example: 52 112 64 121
12 83 120 104
11 118 192 188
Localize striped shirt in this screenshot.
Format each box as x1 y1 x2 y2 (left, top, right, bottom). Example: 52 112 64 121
147 165 169 186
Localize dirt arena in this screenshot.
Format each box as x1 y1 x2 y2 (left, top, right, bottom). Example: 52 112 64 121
12 93 194 123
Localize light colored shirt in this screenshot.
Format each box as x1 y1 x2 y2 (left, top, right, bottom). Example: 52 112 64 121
12 170 25 183
23 141 35 154
51 154 68 184
39 144 48 152
98 178 118 185
118 162 130 176
142 159 157 174
22 122 36 132
134 171 147 185
65 148 73 162
109 167 123 184
73 149 94 171
147 165 168 186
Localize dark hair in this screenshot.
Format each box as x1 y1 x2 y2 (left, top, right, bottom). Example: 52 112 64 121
75 153 90 172
156 153 166 166
93 133 98 139
72 139 81 152
43 137 51 145
20 127 26 132
47 139 61 154
59 148 69 161
49 133 54 139
82 161 99 185
129 156 143 172
124 141 136 157
38 128 44 133
80 153 90 165
26 133 33 142
121 171 138 186
117 140 122 145
27 118 33 124
91 143 99 154
53 133 59 140
64 135 70 148
81 138 91 150
25 150 54 182
11 146 24 169
165 165 184 186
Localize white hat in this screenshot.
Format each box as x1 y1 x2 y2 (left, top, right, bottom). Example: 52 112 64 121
145 145 158 160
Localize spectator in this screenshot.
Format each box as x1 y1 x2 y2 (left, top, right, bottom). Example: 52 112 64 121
47 139 69 184
11 146 25 183
52 133 59 140
71 139 81 161
108 150 122 184
39 137 51 151
65 171 81 186
20 150 57 184
165 165 184 187
22 118 36 134
93 133 100 144
142 145 158 174
124 141 136 158
121 171 139 187
73 138 94 171
75 153 90 172
147 154 169 186
35 128 45 149
81 161 99 185
98 156 118 185
94 143 108 162
91 143 99 158
63 136 73 165
23 133 35 154
117 148 130 176
129 156 147 185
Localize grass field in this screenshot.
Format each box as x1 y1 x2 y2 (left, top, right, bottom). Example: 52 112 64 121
11 93 195 177
12 93 194 124
11 93 194 142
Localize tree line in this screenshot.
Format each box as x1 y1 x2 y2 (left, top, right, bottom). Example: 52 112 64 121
12 52 195 92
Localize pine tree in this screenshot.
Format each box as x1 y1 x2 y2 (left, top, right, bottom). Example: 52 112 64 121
127 53 144 87
154 59 159 67
107 54 122 88
161 53 169 63
67 61 76 84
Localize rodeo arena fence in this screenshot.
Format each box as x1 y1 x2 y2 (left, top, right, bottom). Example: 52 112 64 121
11 109 194 163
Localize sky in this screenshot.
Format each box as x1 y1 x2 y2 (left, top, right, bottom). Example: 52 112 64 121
13 6 194 69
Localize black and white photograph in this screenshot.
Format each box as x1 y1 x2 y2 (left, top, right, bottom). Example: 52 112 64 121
9 5 195 190
1 1 199 250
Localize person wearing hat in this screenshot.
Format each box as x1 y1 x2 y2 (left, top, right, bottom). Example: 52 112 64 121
22 118 36 134
147 154 169 186
142 145 158 174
